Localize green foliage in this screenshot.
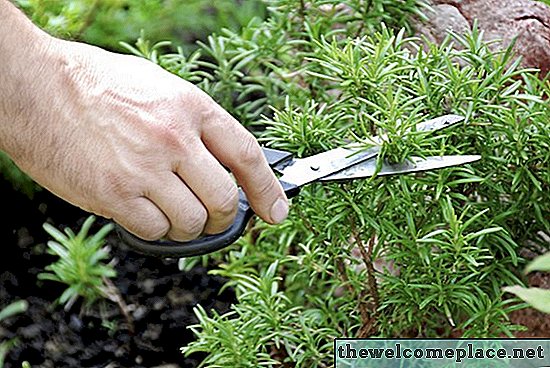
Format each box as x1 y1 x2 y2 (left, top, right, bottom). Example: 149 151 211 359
504 252 550 314
38 216 116 310
162 1 549 365
15 0 95 36
15 0 550 365
0 340 17 368
0 300 28 368
15 0 265 51
525 252 550 273
504 286 550 314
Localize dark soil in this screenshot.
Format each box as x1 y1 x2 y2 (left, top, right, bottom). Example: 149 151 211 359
508 272 550 337
0 177 549 368
0 178 235 368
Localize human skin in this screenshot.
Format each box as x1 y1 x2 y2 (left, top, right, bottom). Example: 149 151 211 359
0 1 289 241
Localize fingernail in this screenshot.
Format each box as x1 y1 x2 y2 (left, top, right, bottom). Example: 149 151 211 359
270 197 289 224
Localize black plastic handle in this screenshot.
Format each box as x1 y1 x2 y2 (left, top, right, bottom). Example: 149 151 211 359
117 180 300 257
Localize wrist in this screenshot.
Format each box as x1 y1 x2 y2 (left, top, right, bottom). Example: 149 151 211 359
0 1 64 158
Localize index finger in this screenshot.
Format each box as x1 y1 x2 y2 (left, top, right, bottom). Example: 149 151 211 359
199 106 289 225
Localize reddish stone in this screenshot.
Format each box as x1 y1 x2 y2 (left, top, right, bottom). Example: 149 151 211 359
418 0 550 77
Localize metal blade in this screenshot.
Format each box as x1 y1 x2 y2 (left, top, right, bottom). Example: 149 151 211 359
364 114 465 145
275 114 466 187
319 155 481 182
277 146 380 187
415 114 465 134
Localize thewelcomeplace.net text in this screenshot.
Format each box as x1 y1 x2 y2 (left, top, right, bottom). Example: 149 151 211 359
336 341 548 365
334 338 550 368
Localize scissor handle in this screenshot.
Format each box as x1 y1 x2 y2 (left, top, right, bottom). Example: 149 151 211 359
116 147 298 257
116 181 299 257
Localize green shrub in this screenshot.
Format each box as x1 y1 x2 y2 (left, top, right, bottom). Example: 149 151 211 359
115 0 550 365
13 0 550 366
0 152 38 198
14 0 265 51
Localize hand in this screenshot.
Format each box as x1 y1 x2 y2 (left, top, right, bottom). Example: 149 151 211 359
0 33 288 241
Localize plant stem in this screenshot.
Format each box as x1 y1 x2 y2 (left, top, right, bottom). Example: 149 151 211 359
351 219 380 337
103 277 135 335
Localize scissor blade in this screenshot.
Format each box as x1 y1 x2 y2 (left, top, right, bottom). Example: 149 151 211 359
415 114 465 133
319 155 481 182
275 114 466 187
362 114 465 145
277 146 380 187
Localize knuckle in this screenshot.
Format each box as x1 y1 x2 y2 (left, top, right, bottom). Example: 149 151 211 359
239 134 263 167
153 124 186 152
180 206 207 236
140 221 170 241
99 170 134 201
210 184 239 219
182 86 217 121
116 210 169 241
255 175 280 200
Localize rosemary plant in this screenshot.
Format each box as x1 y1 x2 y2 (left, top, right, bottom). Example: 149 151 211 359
158 1 546 365
38 216 115 311
14 0 265 51
9 0 550 366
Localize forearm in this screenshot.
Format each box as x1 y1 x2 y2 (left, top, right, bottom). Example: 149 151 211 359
0 0 58 156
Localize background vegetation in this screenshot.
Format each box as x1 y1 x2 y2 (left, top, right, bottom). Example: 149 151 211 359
4 0 550 367
15 0 266 51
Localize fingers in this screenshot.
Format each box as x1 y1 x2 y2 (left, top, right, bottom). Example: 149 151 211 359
146 173 208 241
200 107 289 225
113 88 287 242
175 142 239 235
113 197 170 241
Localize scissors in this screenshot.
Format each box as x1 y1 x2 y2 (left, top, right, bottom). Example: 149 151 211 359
116 114 480 257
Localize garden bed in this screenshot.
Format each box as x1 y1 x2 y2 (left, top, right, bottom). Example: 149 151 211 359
0 177 235 368
1 1 549 367
0 174 548 368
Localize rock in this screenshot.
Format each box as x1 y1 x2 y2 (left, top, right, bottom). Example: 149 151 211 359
152 297 167 311
416 0 550 76
167 289 195 306
415 4 471 45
